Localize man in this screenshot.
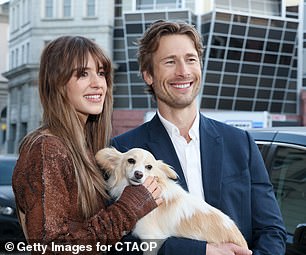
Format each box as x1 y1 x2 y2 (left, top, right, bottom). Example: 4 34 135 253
112 20 286 255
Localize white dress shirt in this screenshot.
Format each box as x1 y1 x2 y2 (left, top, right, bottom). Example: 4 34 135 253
157 111 204 200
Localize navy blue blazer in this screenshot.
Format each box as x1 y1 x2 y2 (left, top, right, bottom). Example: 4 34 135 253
112 113 286 255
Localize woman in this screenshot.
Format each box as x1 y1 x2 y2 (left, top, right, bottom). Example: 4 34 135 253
12 36 162 254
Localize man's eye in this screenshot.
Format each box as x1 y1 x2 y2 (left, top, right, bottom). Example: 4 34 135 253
145 165 152 170
165 60 175 65
187 58 197 63
127 158 136 164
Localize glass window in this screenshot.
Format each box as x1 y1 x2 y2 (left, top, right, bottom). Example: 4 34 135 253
254 101 269 111
239 76 258 86
201 97 216 109
270 145 306 235
131 85 146 94
282 43 294 53
274 79 287 89
214 23 229 33
45 0 53 18
113 97 129 108
257 89 271 98
225 62 240 72
235 100 252 110
261 66 275 75
222 75 237 85
270 102 282 112
241 64 260 74
203 85 219 96
244 52 262 62
207 61 223 71
277 68 289 77
272 91 285 100
229 38 244 48
220 86 235 97
114 73 128 84
266 42 280 52
113 85 129 95
219 99 233 109
168 11 188 20
227 50 241 61
248 27 266 38
206 73 221 83
129 61 139 71
246 39 264 50
264 54 278 64
126 24 143 34
63 0 71 17
231 25 246 36
87 0 95 17
268 29 283 40
237 88 255 98
259 78 273 88
284 31 297 41
132 97 148 108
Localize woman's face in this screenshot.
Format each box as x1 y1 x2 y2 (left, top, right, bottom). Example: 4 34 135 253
66 54 107 123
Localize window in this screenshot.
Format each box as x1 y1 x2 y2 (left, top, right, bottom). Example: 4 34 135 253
63 0 71 17
45 0 53 18
269 145 306 235
87 0 95 17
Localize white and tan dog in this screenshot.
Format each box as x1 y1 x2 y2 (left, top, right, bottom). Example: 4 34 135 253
95 147 248 252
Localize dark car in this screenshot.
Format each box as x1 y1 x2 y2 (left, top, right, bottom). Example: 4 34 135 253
249 127 306 255
0 155 25 242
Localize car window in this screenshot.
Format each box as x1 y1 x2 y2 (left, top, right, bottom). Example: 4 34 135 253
0 159 17 185
269 145 306 235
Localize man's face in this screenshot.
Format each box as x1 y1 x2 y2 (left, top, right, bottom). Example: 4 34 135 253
143 34 202 109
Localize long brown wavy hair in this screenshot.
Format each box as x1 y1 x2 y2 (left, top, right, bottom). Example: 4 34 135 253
20 36 113 218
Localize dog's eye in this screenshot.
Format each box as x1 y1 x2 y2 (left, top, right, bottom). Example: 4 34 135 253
145 165 152 170
127 158 136 164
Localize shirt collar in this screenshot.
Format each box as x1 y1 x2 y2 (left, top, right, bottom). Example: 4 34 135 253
157 110 200 141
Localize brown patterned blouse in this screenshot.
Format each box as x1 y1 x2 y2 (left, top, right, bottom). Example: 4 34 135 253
12 133 157 254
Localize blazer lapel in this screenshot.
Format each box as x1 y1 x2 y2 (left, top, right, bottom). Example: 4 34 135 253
146 114 188 191
200 114 223 208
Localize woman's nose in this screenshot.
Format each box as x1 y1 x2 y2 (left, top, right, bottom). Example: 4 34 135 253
90 73 101 87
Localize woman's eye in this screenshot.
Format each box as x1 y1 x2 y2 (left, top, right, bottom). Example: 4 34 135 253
127 158 136 164
145 165 152 170
80 71 88 77
98 71 106 77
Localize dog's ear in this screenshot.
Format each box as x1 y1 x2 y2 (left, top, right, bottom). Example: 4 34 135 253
95 147 122 172
159 161 178 180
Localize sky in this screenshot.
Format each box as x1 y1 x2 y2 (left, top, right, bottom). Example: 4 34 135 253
0 0 8 4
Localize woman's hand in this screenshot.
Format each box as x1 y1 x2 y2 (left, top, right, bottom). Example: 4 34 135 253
143 176 163 206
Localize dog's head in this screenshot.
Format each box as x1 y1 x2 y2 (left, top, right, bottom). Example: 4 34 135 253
95 147 177 197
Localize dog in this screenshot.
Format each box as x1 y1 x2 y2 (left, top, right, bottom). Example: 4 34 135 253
95 147 248 253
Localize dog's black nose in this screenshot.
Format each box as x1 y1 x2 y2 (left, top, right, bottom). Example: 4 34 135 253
134 171 143 180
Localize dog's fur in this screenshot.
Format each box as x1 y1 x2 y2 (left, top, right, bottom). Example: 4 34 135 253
95 147 248 250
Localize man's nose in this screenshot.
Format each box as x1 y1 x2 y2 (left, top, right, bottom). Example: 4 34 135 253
175 61 190 77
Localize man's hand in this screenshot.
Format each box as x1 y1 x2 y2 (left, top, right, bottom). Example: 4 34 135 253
206 243 252 255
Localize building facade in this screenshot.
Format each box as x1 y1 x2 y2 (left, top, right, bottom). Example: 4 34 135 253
0 2 9 153
3 0 305 153
3 0 114 153
111 0 302 134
